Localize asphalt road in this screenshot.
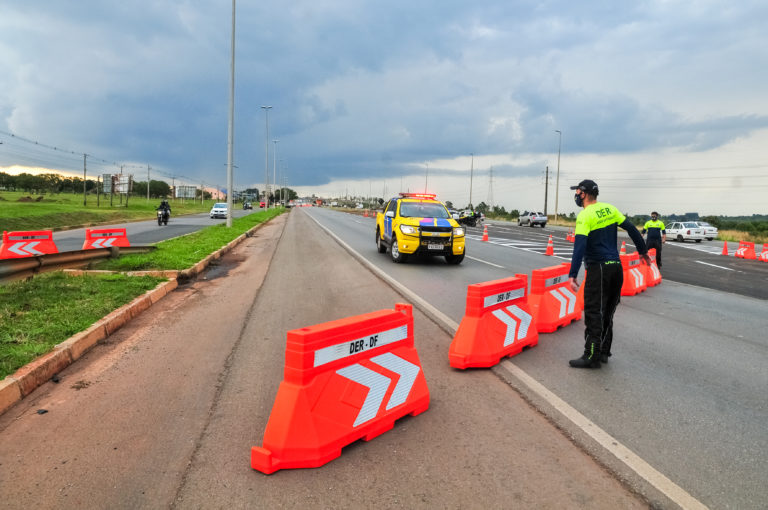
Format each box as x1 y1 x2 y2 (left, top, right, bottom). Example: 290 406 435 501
0 211 646 509
50 208 256 251
304 207 768 510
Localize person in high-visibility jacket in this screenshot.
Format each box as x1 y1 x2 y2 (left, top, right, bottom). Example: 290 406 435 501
568 180 650 369
642 212 666 268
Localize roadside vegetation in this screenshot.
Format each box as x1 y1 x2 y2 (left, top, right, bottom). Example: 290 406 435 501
0 272 166 378
93 207 284 271
0 190 215 231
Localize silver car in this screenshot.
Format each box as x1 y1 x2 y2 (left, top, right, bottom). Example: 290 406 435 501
667 221 705 242
518 211 547 227
695 221 718 241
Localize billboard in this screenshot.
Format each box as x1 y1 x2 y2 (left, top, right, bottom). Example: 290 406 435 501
102 174 113 193
114 174 133 193
175 185 197 199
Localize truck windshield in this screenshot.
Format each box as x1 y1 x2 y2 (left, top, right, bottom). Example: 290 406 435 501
399 202 450 218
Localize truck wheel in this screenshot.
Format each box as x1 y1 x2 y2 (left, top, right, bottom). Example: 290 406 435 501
445 253 464 265
390 235 407 263
376 228 386 253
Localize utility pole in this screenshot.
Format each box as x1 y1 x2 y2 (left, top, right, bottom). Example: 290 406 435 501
469 153 474 210
147 165 151 201
555 129 562 224
261 105 272 208
225 0 236 227
488 166 494 210
544 165 549 216
424 163 429 193
83 154 87 206
272 139 279 207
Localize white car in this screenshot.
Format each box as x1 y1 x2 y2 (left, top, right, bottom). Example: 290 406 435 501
209 202 228 219
667 221 705 242
695 221 718 241
518 211 547 227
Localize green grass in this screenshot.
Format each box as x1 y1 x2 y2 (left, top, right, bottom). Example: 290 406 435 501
0 190 216 231
93 207 285 271
0 272 166 378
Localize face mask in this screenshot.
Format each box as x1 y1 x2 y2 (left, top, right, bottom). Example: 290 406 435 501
651 216 658 221
574 192 584 207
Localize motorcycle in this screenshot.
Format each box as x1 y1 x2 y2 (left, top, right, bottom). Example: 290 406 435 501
157 209 169 226
457 213 479 228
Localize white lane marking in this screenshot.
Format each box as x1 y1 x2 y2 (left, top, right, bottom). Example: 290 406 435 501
467 255 505 268
695 260 736 271
304 208 708 510
500 361 708 510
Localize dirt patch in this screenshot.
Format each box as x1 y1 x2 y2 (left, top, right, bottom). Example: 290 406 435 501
16 196 33 202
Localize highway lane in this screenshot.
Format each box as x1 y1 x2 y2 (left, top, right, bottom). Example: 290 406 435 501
304 207 768 510
49 208 257 251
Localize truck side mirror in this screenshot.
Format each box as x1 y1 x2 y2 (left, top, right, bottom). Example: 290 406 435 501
452 213 459 219
385 211 395 218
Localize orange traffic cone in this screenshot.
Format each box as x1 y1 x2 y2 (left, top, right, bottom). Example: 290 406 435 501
482 224 489 242
721 240 728 256
364 210 368 217
545 235 554 256
620 241 627 255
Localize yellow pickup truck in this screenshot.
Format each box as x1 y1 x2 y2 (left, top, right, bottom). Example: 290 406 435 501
375 193 465 264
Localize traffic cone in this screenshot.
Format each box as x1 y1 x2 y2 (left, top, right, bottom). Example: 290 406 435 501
721 240 728 256
620 241 627 255
545 235 554 256
482 224 489 242
364 210 368 217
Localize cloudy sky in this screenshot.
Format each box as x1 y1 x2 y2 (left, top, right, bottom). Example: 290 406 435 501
1 1 767 215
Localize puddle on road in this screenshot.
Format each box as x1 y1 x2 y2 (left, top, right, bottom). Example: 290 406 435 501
202 253 247 281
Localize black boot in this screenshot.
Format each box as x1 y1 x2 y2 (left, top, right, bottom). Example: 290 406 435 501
600 352 611 363
569 343 601 368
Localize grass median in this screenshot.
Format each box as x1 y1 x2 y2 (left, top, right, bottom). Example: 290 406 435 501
0 272 167 379
93 207 285 271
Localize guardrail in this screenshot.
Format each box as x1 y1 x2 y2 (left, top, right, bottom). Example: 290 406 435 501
0 246 157 284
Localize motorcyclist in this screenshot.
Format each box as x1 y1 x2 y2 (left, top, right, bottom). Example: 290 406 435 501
157 199 171 218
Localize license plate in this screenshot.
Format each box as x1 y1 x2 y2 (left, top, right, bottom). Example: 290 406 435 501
428 244 444 250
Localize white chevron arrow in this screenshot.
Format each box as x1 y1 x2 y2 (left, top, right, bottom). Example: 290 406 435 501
549 287 577 318
336 364 390 427
92 238 116 248
630 268 645 287
491 305 532 346
370 352 420 410
8 241 43 256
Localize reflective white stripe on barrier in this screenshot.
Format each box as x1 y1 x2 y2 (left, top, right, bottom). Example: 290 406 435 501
630 268 644 287
491 305 532 346
91 238 117 248
336 364 390 427
313 325 408 367
549 287 577 318
370 352 420 410
545 274 567 288
483 288 525 309
8 242 43 256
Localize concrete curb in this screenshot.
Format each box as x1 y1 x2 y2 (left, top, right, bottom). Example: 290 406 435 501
0 217 276 416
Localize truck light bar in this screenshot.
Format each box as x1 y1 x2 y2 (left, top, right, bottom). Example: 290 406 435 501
399 193 436 199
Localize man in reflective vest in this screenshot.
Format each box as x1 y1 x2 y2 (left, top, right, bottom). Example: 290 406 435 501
568 179 650 368
642 212 666 268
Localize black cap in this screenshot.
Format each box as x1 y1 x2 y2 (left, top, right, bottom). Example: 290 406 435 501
570 179 599 196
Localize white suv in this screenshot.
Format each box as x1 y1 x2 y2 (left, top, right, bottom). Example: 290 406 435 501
209 202 228 219
667 221 705 242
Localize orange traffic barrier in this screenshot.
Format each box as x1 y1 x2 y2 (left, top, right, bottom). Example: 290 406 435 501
619 241 627 255
82 228 131 249
0 230 59 259
528 263 582 333
545 235 554 256
734 241 756 260
721 241 729 256
251 303 429 474
758 244 768 262
644 248 662 287
449 274 538 369
620 252 647 296
482 224 489 241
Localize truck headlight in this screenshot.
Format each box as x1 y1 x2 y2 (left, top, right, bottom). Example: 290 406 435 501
400 224 418 235
453 227 465 236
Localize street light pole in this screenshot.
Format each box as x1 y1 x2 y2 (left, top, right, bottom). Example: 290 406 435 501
261 105 272 207
272 139 279 207
554 129 562 224
225 0 236 227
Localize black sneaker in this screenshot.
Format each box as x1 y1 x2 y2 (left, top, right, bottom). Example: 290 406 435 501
569 354 601 369
600 353 610 363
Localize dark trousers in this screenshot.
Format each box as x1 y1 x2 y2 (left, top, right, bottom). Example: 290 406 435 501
647 238 662 267
583 262 623 358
